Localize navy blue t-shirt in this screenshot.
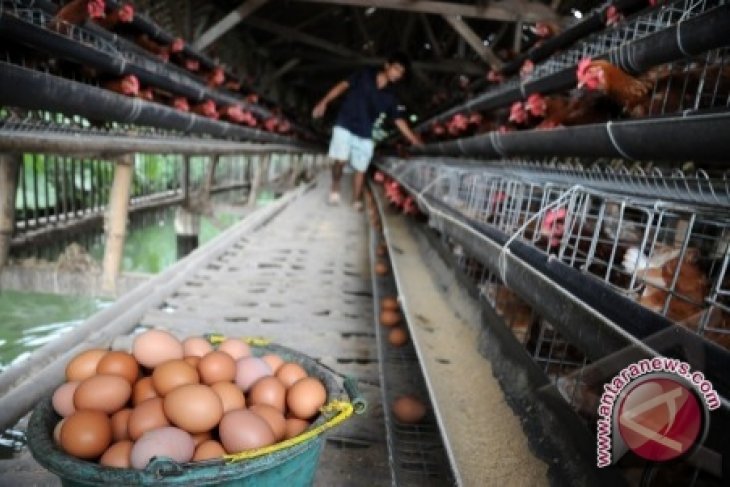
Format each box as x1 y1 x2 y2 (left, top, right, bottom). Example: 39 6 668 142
335 68 405 139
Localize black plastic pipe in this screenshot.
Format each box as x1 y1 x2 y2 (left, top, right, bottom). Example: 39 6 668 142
0 8 283 123
414 110 730 162
0 62 295 144
104 0 216 73
502 0 650 76
417 3 730 131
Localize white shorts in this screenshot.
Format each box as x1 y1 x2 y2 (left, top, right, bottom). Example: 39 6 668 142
328 126 374 173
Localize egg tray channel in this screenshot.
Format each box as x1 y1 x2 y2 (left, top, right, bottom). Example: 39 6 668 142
25 343 351 487
370 232 456 487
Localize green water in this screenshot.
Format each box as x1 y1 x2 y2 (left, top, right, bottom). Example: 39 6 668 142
0 191 272 370
0 291 109 372
86 207 240 273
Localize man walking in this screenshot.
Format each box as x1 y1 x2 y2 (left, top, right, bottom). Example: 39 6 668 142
312 53 422 209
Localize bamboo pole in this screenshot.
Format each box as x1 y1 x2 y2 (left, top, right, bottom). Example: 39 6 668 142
101 156 134 295
0 154 21 270
248 153 271 207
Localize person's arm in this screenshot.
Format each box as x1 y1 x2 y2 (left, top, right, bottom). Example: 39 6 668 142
312 80 350 118
394 118 424 146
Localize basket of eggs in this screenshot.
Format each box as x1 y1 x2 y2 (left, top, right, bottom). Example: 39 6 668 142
27 329 365 487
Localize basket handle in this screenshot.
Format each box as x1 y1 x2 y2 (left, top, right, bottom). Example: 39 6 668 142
343 375 367 415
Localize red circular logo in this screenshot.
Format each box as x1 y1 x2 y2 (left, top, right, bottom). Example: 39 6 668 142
617 377 702 462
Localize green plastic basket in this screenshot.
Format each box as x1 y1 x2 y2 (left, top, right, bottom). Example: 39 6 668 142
27 342 364 487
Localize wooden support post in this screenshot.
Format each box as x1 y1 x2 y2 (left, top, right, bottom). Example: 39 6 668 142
0 154 21 270
248 154 270 207
288 154 300 188
181 155 191 206
175 206 200 259
101 156 133 296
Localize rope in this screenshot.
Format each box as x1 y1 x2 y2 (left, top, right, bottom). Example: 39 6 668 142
223 400 354 463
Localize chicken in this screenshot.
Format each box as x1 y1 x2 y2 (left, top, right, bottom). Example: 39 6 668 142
530 21 561 40
171 97 189 112
493 285 536 344
53 0 105 33
623 246 709 323
524 91 621 128
576 58 653 116
138 87 154 102
191 100 218 119
224 79 242 92
206 67 226 88
102 74 139 97
93 2 133 31
604 5 623 27
486 69 505 84
520 59 535 78
218 105 246 124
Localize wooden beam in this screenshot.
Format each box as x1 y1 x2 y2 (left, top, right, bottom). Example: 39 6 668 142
443 15 503 70
101 156 134 296
245 16 362 58
291 0 559 22
0 154 20 270
193 0 270 51
351 7 376 54
289 56 486 76
400 15 416 51
419 13 443 58
269 58 301 83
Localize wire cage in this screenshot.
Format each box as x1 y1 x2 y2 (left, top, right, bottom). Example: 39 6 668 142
386 158 730 356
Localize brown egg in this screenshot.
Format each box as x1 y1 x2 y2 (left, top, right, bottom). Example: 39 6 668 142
275 362 307 389
65 349 107 382
219 410 275 453
110 408 132 441
235 357 272 391
392 395 427 423
52 381 79 417
381 296 399 311
74 374 132 414
388 328 409 347
198 351 237 385
218 338 251 361
152 359 200 396
96 351 139 385
380 309 402 327
128 398 170 440
249 404 286 441
132 377 158 406
132 329 183 369
376 243 388 257
182 337 214 357
248 376 286 412
130 427 194 470
53 418 65 445
191 431 213 448
193 440 226 461
261 354 284 374
184 356 201 368
211 381 246 413
60 410 112 459
164 384 223 434
286 377 327 420
284 418 310 439
99 440 133 468
375 261 389 276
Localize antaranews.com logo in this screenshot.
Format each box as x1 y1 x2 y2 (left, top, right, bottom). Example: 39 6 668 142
596 357 719 467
